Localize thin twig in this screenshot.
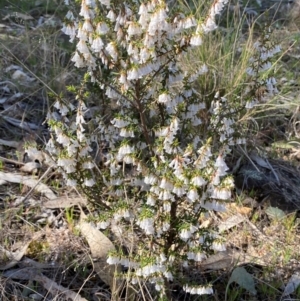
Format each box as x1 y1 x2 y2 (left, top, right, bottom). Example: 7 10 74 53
21 166 54 202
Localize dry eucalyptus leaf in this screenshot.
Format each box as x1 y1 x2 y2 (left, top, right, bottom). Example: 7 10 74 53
226 203 252 216
200 251 234 270
25 147 45 163
218 214 245 233
20 161 41 174
283 273 300 296
0 171 56 199
199 249 268 271
0 244 30 270
78 212 122 290
0 232 43 270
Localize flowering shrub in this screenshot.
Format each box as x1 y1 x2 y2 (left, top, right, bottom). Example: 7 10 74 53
46 0 280 299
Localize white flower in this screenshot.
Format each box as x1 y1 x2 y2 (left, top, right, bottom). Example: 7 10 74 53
79 2 93 19
179 229 191 241
259 61 272 72
107 10 116 22
105 42 118 61
91 37 104 52
120 128 134 137
127 67 139 80
137 218 154 235
77 40 90 54
159 253 167 263
163 201 171 212
160 177 173 191
82 161 94 169
245 99 258 109
183 16 196 28
195 252 207 262
57 158 75 171
61 24 76 42
111 118 130 128
107 255 120 265
82 19 93 32
56 133 70 145
146 194 156 206
187 189 199 202
158 93 171 104
127 22 142 36
66 178 77 186
97 220 110 229
163 271 173 281
99 0 110 7
190 34 202 46
158 189 173 201
96 22 109 34
200 199 226 212
172 185 185 196
191 176 207 187
84 178 95 187
71 52 85 68
215 155 229 174
201 16 217 33
187 252 195 260
212 241 226 251
184 284 214 295
144 174 157 185
118 144 134 157
211 187 231 200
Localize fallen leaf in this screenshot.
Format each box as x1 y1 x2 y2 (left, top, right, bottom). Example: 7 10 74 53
0 232 43 270
283 273 300 296
265 206 286 220
227 203 252 216
0 171 56 199
78 211 122 291
218 214 245 232
228 267 257 295
20 161 41 174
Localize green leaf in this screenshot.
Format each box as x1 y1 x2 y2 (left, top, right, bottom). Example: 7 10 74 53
265 206 286 221
228 267 257 295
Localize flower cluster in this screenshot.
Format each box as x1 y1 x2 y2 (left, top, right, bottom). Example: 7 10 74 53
46 0 279 299
245 28 281 109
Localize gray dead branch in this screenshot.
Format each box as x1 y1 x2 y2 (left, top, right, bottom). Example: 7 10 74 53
42 196 88 209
